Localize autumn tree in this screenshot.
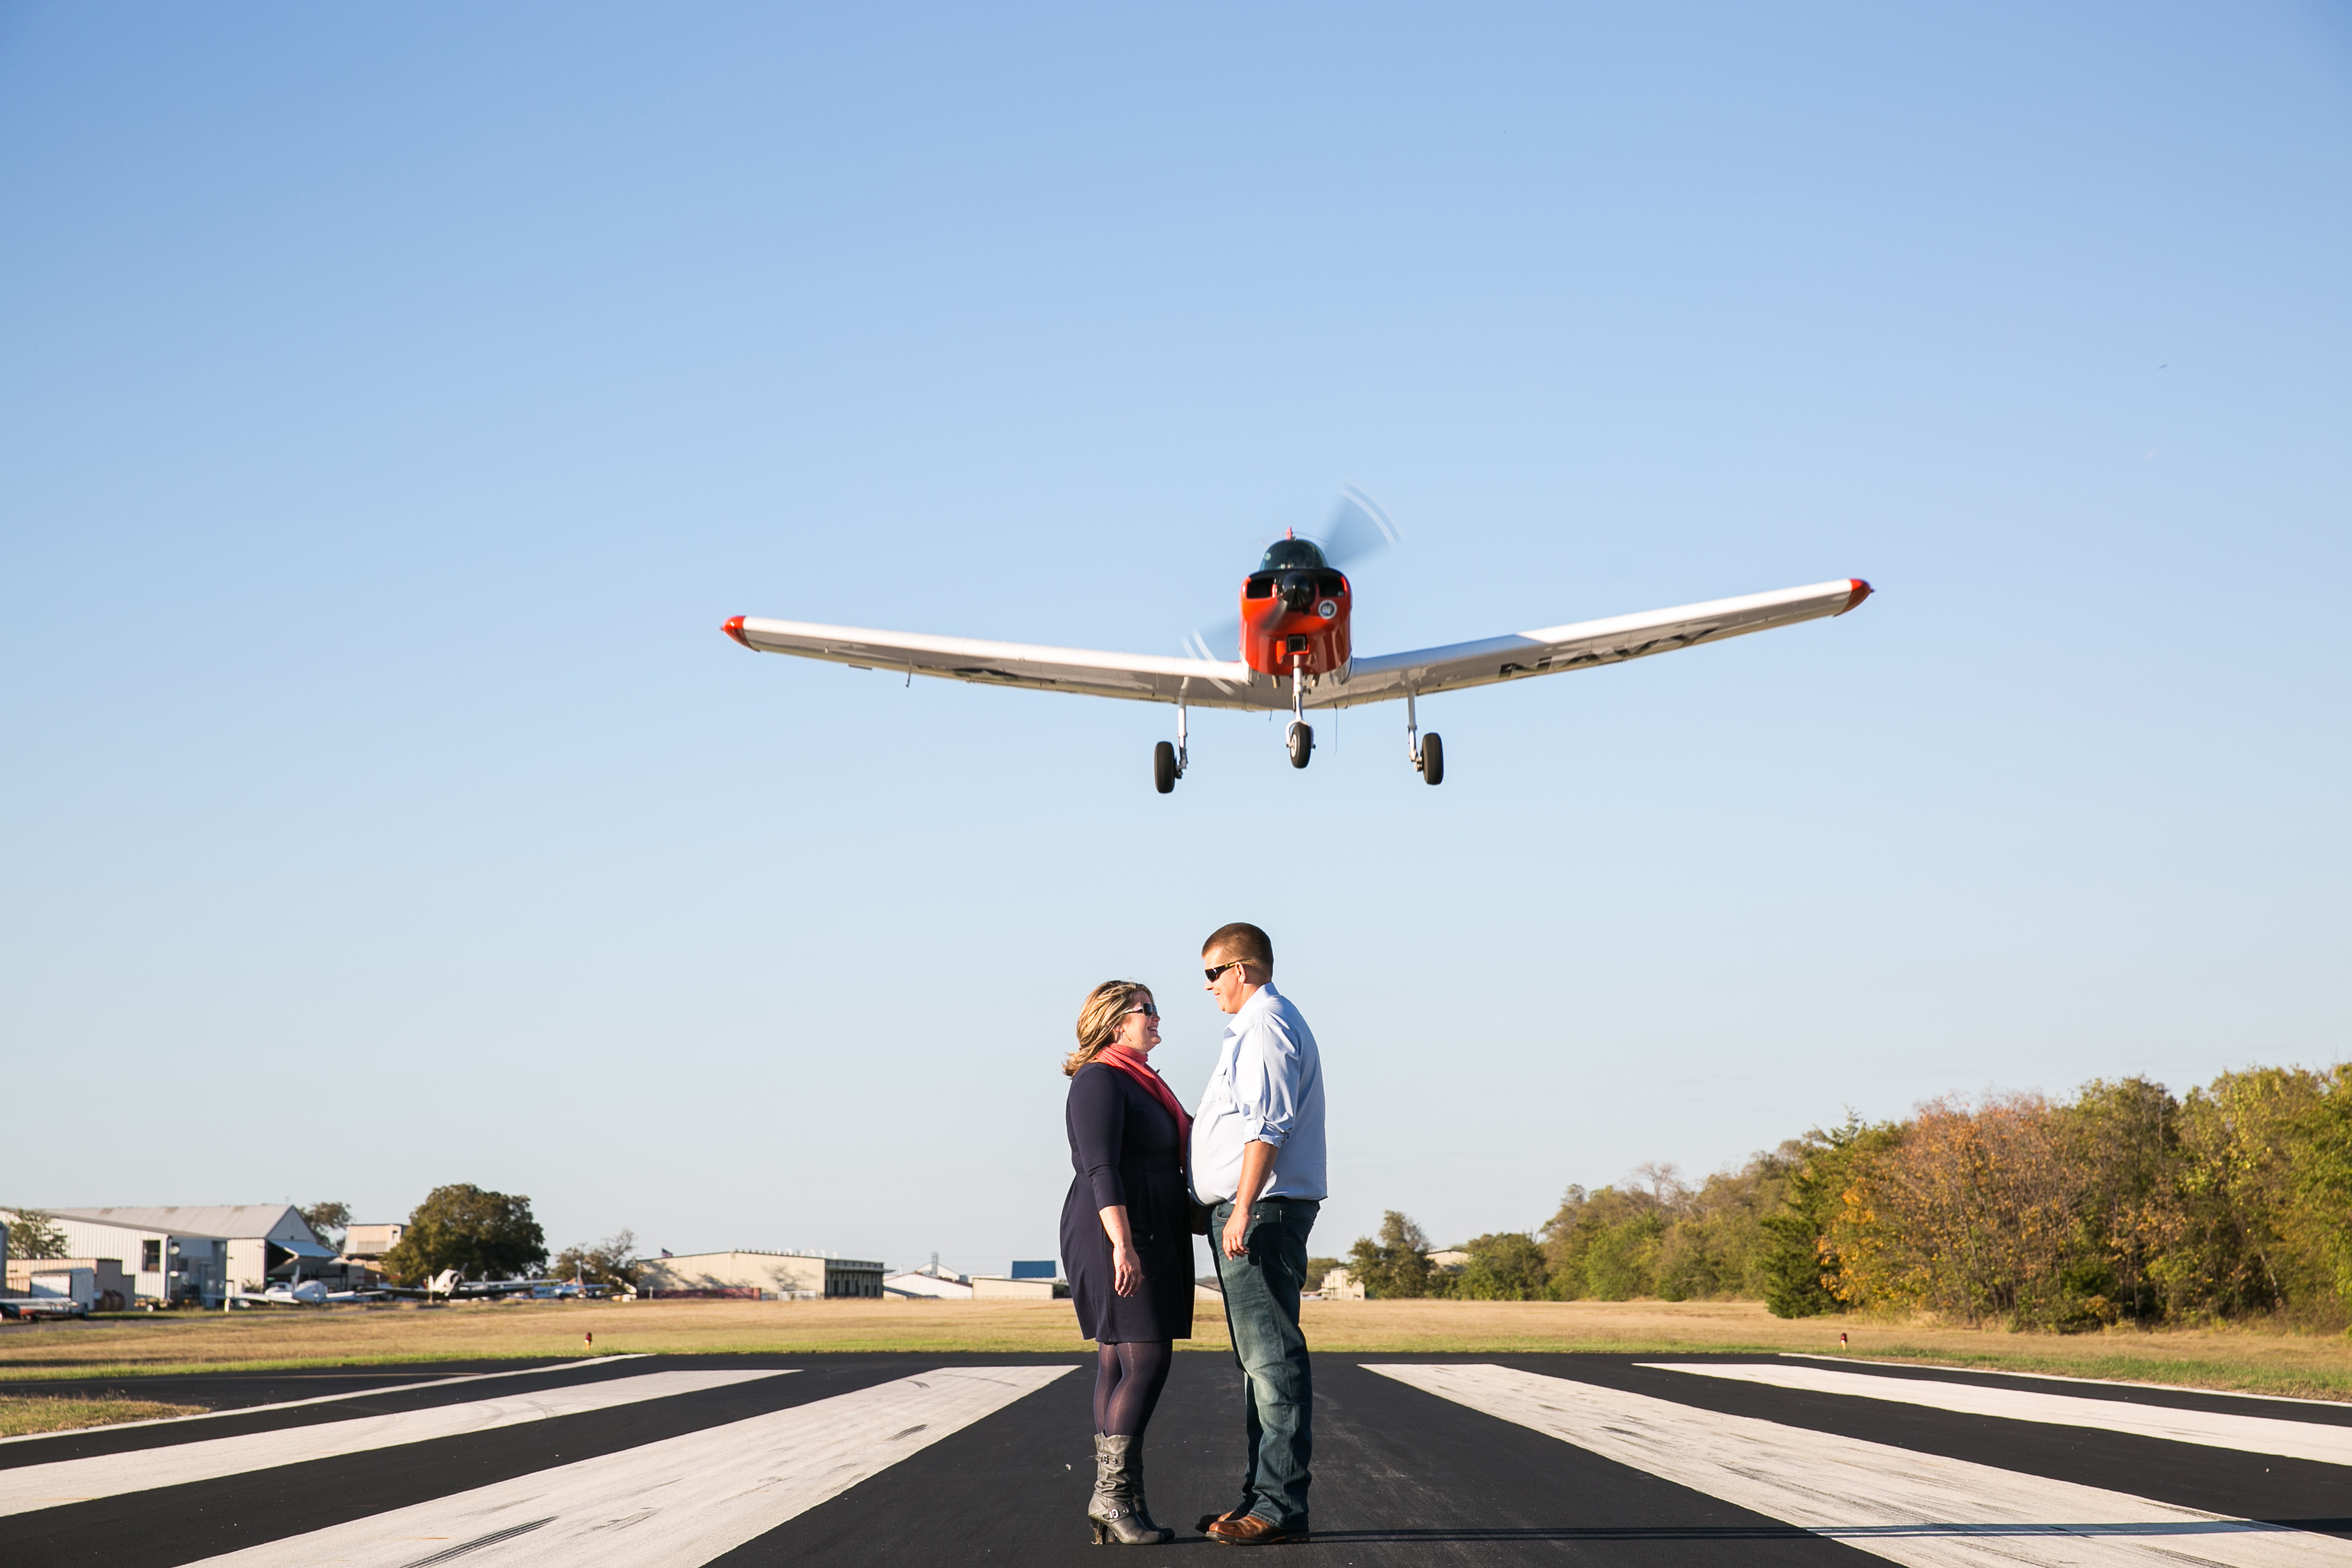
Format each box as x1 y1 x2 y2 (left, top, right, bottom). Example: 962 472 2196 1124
1450 1232 1550 1299
1346 1211 1437 1298
1 1208 70 1261
381 1185 545 1285
550 1230 643 1288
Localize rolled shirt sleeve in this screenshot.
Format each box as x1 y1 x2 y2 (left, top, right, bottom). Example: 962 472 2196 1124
1230 1011 1302 1147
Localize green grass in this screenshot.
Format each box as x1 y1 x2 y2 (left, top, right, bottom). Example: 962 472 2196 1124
0 1393 207 1436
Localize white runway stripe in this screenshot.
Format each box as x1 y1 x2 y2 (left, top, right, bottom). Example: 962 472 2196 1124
0 1369 787 1516
1644 1363 2352 1468
182 1365 1074 1568
1370 1364 2352 1568
0 1356 649 1447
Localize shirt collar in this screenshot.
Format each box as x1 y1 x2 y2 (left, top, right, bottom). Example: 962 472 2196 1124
1230 981 1281 1026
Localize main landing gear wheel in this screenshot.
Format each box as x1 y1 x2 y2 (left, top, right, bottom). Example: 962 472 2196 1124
1153 741 1178 794
1287 722 1314 769
1418 731 1444 785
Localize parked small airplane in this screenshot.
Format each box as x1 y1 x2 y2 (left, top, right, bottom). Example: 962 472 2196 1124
724 490 1871 791
225 1266 387 1307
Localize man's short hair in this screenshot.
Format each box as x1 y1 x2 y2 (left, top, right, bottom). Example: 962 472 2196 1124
1202 921 1274 977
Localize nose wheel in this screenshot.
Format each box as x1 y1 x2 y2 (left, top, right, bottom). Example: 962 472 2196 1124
1287 721 1314 769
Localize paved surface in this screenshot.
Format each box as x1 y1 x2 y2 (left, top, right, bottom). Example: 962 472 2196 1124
5 1352 2350 1565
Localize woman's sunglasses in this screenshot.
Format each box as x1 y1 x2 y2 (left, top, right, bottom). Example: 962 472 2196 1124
1124 1001 1160 1018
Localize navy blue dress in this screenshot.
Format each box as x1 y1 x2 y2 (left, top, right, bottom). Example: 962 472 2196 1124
1060 1062 1196 1343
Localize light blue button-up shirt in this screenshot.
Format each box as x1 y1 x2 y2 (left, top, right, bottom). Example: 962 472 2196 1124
1189 981 1327 1204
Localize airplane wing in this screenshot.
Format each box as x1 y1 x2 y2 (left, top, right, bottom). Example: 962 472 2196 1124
724 578 1867 714
1308 579 1871 710
723 616 1269 709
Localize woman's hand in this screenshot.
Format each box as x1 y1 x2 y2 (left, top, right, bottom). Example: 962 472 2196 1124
1099 1204 1143 1296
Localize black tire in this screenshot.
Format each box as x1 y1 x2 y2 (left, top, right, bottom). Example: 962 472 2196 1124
1153 740 1178 794
1287 722 1313 769
1421 732 1444 785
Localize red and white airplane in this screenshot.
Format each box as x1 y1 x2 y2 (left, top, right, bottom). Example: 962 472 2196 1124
723 491 1870 792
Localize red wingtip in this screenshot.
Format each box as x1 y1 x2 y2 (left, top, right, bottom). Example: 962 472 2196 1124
721 615 751 648
1840 579 1873 614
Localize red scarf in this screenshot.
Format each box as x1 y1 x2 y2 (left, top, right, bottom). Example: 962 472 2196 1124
1096 1045 1192 1164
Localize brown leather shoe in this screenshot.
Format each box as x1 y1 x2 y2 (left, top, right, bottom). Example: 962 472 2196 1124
1196 1506 1248 1534
1206 1514 1308 1545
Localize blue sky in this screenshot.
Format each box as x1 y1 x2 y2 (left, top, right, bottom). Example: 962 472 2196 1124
4 4 2346 1277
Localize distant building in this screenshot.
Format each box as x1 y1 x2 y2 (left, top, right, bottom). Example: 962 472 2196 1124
636 1250 885 1300
52 1206 335 1298
1319 1266 1365 1301
969 1261 1069 1300
8 1209 228 1306
884 1255 973 1300
342 1223 406 1260
5 1257 134 1311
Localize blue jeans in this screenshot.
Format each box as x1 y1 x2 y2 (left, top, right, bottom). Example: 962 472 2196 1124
1212 1196 1318 1531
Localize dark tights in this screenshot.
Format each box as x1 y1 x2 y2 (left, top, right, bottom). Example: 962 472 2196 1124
1093 1339 1173 1437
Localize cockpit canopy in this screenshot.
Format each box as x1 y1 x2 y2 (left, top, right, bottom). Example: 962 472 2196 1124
1258 538 1328 573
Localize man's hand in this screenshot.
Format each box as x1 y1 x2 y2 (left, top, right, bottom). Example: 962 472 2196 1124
1222 1138 1278 1259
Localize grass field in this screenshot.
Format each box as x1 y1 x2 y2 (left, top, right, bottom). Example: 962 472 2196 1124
0 1393 207 1437
5 1298 2351 1404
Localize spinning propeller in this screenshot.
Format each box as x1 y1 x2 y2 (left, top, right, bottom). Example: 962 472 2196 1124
1182 487 1402 661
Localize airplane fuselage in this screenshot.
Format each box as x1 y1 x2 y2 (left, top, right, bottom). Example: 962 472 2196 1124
1239 536 1352 678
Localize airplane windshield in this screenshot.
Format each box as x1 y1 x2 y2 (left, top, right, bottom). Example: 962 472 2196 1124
1259 538 1328 572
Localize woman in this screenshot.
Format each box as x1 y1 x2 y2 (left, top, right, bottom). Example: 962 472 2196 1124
1060 979 1193 1546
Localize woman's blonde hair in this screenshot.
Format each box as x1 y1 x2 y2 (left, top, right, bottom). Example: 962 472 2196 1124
1063 980 1151 1077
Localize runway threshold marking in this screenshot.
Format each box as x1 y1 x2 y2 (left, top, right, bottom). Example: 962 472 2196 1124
178 1365 1075 1568
1779 1355 2352 1409
1645 1362 2352 1467
0 1354 650 1447
1369 1364 2352 1568
0 1369 788 1516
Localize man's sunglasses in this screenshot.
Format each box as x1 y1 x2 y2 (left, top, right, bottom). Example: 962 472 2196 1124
1203 959 1250 983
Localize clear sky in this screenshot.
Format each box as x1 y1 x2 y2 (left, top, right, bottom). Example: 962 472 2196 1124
4 4 2346 1278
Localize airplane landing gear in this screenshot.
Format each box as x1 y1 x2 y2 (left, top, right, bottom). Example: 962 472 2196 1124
1154 702 1189 794
1408 691 1444 785
1285 654 1313 770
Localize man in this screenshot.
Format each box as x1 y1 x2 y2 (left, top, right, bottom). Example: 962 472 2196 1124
1190 921 1325 1545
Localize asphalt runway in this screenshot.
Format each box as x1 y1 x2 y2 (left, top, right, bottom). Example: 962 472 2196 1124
5 1351 2349 1566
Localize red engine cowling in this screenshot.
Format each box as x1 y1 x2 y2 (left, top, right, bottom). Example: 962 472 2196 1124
1240 567 1351 677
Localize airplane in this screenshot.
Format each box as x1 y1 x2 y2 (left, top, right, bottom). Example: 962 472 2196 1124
722 491 1871 792
375 1268 615 1303
225 1268 388 1307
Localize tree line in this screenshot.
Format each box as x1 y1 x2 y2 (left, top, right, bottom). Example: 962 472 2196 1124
1346 1060 2352 1330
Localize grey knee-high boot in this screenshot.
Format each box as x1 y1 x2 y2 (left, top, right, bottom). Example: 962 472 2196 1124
1089 1433 1173 1545
1125 1435 1170 1540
